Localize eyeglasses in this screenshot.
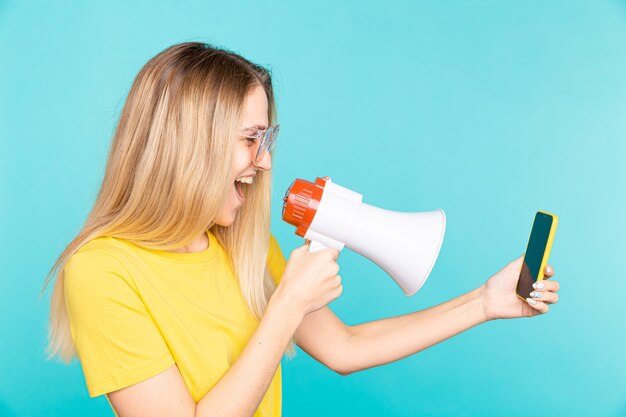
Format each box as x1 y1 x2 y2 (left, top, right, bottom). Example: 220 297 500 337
239 124 280 164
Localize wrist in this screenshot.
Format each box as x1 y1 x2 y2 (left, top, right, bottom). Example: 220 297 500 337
268 284 305 326
470 285 491 323
466 285 491 324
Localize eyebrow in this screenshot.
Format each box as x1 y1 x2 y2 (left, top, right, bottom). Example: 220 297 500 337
241 124 269 131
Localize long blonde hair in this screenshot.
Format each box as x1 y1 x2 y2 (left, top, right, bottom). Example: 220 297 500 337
41 42 293 363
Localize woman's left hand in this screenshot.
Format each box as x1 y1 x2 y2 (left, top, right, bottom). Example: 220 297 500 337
480 256 560 321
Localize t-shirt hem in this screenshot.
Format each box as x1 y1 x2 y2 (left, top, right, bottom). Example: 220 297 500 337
86 353 176 398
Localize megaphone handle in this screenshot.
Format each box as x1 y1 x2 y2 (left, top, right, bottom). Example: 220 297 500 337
307 240 328 252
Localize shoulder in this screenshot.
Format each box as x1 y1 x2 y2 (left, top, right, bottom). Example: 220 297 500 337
66 237 132 274
64 236 139 295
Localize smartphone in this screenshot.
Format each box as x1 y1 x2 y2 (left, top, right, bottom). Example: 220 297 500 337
516 210 559 301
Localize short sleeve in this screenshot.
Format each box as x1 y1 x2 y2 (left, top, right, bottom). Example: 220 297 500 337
64 248 175 397
267 234 287 286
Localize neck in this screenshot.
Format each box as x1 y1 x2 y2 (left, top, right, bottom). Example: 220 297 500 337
168 231 209 253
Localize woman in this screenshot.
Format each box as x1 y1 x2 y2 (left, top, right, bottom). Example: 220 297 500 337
43 42 560 417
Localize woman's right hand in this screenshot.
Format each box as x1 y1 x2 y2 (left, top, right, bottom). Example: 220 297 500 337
273 241 342 318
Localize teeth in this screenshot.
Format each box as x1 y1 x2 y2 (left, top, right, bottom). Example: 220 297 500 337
235 176 254 184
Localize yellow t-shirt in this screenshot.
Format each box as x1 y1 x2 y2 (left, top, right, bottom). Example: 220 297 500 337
64 229 287 416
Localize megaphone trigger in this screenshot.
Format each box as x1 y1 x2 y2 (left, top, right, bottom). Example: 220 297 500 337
308 240 328 252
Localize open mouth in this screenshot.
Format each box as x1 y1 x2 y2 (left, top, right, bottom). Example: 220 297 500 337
234 181 244 201
234 175 255 203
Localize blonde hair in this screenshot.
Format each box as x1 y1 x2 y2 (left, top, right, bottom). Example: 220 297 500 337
41 42 295 363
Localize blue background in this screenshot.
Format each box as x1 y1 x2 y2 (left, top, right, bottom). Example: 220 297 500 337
1 1 625 416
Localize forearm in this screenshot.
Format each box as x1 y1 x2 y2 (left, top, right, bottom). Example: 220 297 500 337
195 288 302 417
342 286 488 374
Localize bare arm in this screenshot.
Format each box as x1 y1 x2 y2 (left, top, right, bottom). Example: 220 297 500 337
293 306 354 374
340 286 487 374
108 290 303 417
294 287 486 376
295 261 560 376
339 260 561 374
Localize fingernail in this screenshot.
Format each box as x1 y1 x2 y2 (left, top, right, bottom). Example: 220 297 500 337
546 266 553 274
533 282 545 290
527 298 537 305
530 291 543 299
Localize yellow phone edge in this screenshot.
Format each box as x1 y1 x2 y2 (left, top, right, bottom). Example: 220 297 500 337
515 210 559 302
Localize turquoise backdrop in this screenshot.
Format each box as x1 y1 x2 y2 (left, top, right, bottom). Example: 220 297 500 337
1 1 625 416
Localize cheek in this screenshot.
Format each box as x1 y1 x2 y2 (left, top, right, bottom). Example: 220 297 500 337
232 146 253 169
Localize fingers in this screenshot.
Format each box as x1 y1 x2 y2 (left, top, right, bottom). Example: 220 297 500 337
334 274 342 288
533 279 560 293
332 278 344 299
526 298 550 313
292 243 309 256
529 289 559 304
526 277 560 314
520 261 558 315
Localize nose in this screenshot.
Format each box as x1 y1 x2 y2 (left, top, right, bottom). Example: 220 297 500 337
253 148 272 170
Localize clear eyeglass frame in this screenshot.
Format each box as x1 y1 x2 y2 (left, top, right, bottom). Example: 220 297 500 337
239 124 280 164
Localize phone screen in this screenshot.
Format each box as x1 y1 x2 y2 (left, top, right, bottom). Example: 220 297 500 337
516 212 554 299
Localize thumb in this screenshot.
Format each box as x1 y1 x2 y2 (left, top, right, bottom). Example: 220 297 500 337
509 255 524 270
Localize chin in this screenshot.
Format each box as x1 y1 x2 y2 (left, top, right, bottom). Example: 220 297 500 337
214 213 237 227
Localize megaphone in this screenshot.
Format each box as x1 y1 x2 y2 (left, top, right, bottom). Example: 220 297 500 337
281 176 446 296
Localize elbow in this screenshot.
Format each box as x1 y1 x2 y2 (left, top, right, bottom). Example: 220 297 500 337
312 354 355 376
334 368 353 377
330 361 355 377
332 328 358 376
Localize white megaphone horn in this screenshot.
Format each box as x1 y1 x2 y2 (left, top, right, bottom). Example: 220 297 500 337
282 176 446 296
